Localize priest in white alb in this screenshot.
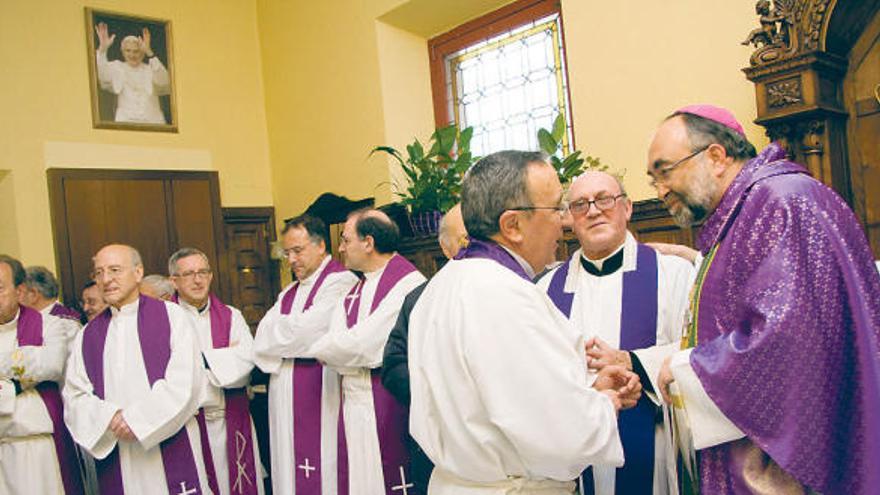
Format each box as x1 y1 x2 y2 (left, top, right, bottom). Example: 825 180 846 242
408 150 642 494
169 247 264 495
63 244 214 495
254 215 358 495
311 209 426 495
0 255 84 495
536 171 694 495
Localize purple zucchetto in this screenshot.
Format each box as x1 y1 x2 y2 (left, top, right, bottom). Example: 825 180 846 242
675 104 746 136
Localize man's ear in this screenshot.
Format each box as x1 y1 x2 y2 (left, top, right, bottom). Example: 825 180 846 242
364 235 376 254
706 143 731 177
498 210 524 244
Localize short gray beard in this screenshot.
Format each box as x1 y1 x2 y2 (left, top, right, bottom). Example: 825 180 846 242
667 162 718 228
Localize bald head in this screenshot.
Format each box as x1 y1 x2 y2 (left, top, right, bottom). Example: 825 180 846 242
438 204 467 259
92 244 144 308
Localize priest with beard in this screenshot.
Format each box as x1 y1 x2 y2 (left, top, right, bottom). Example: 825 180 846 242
648 105 880 494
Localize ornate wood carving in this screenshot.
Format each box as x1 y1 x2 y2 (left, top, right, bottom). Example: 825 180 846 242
766 77 803 107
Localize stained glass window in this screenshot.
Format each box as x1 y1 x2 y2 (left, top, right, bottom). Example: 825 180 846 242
443 13 573 156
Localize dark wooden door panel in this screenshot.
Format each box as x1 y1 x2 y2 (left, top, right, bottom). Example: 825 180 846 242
47 169 226 305
222 208 279 331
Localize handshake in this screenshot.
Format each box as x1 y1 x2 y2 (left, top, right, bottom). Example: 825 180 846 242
585 337 642 412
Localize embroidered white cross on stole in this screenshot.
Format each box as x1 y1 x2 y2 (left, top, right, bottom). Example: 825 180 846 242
391 466 414 494
298 458 316 479
177 481 197 495
232 430 254 493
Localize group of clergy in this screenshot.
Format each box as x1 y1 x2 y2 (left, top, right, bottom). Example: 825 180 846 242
1 103 878 495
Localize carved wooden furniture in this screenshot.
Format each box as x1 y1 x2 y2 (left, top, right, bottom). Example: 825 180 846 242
742 0 880 256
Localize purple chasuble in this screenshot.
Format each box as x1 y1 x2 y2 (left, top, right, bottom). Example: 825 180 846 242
50 302 83 322
687 142 880 494
342 254 419 494
16 306 85 495
456 238 532 281
82 295 204 495
279 258 347 494
546 245 658 494
174 292 259 495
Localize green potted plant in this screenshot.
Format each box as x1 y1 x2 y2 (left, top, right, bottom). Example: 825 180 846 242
371 124 477 236
537 114 606 184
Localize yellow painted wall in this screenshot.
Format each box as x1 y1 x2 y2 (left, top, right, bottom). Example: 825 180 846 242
0 0 273 272
259 0 766 223
561 0 768 201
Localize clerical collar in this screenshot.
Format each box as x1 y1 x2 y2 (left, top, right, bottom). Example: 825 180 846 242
499 245 536 279
581 244 624 277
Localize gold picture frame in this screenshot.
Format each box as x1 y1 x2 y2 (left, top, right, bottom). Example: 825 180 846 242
85 8 178 132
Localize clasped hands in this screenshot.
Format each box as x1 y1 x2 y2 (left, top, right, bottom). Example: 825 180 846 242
109 410 136 441
586 337 642 412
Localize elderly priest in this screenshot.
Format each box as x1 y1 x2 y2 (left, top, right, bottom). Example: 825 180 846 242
63 244 214 494
408 150 642 495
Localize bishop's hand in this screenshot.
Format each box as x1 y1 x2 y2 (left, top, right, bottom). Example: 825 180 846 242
585 336 632 371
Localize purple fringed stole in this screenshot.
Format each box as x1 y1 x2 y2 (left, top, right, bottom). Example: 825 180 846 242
50 302 83 322
204 292 259 495
547 244 658 495
343 254 418 494
279 259 348 495
455 238 532 281
16 306 85 495
82 295 203 495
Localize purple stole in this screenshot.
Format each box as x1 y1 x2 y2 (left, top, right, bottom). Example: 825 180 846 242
342 254 418 494
82 295 203 495
279 258 347 495
175 293 260 495
16 306 85 495
50 302 83 322
455 238 532 281
547 244 658 495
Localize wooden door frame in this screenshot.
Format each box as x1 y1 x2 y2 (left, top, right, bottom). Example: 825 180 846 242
47 168 228 303
221 206 281 299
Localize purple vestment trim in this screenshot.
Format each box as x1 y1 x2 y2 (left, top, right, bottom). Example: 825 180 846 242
50 302 83 322
546 245 658 494
688 143 880 494
280 258 348 494
205 292 258 495
343 253 419 494
17 306 85 495
83 295 203 495
456 238 532 281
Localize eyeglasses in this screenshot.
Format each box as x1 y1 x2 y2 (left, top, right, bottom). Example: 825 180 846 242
92 265 126 281
174 269 212 280
568 194 627 216
648 145 708 188
507 205 567 218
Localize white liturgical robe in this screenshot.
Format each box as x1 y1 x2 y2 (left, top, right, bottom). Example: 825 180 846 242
536 232 695 495
254 255 358 495
180 298 265 495
39 302 82 344
311 257 425 495
63 298 213 495
0 309 68 494
96 51 171 124
409 256 624 495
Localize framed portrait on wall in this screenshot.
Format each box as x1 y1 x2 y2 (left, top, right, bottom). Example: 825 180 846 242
85 8 178 132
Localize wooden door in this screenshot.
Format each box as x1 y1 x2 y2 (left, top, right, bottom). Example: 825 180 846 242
47 169 227 303
222 207 280 331
845 11 880 257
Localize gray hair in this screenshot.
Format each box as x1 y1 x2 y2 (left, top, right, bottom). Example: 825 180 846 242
168 247 209 276
140 274 175 299
668 112 757 161
461 150 548 240
121 35 141 51
23 266 59 299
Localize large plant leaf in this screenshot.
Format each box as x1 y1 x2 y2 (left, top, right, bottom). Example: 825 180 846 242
551 114 566 143
458 126 474 153
435 125 458 156
537 129 558 155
